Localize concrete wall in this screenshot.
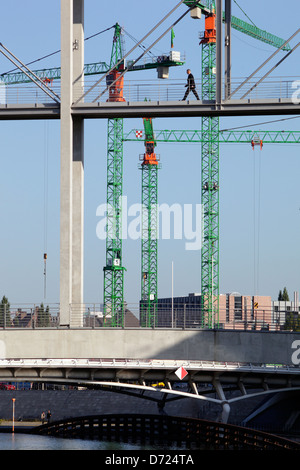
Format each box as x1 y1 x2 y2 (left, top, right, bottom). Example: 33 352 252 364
0 389 208 422
0 329 299 365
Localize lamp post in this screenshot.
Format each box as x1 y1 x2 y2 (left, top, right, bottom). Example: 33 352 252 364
12 398 15 433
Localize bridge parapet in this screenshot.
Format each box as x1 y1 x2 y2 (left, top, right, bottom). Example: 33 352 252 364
0 328 299 365
1 301 296 331
2 76 299 104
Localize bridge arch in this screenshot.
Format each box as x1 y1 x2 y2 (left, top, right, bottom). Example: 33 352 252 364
32 413 300 450
2 358 300 427
5 375 300 427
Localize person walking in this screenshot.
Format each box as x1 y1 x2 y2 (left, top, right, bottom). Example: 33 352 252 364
47 410 52 424
182 69 199 100
41 411 46 424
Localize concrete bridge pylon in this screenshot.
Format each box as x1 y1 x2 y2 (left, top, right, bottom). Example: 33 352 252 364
60 0 84 326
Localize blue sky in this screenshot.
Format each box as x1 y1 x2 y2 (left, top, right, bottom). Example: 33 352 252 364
0 1 300 306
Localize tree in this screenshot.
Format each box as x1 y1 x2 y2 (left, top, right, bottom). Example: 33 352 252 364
282 287 290 301
0 296 11 327
37 303 50 327
284 312 300 331
278 287 289 301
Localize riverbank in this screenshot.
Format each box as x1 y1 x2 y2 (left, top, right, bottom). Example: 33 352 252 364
0 388 264 430
0 420 42 432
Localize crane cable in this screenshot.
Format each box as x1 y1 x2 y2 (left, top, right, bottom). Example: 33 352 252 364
1 25 115 76
253 144 262 297
220 115 300 133
122 28 157 59
233 0 257 27
43 121 49 299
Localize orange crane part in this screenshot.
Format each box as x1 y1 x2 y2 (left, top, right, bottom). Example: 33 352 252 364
106 66 125 102
201 13 216 44
142 118 158 165
251 138 263 150
142 143 158 165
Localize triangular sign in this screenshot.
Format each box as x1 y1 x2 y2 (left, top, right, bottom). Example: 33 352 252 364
175 366 188 380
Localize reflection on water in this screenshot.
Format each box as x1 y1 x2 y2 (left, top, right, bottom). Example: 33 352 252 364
0 433 145 450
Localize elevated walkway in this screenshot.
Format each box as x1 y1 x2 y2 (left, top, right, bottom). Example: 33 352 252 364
1 77 300 119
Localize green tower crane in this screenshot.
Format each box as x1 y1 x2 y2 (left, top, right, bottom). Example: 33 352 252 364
103 23 126 327
140 117 161 327
198 4 220 327
124 128 300 145
102 24 184 327
182 0 290 329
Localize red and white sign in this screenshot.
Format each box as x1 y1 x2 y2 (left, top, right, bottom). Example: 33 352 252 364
175 366 188 380
135 130 143 138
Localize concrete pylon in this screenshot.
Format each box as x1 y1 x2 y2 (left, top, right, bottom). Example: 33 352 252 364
60 0 84 326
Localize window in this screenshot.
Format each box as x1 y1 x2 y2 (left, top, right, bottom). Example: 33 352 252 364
234 296 242 321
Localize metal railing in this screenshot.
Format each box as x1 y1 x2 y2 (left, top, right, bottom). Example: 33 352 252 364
33 413 300 449
0 302 298 331
69 302 299 331
1 76 300 106
0 83 61 105
74 76 300 103
0 304 60 329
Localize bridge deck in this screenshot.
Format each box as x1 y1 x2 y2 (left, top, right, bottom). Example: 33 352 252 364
0 98 299 120
0 77 299 119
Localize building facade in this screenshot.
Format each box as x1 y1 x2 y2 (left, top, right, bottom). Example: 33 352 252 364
155 292 299 330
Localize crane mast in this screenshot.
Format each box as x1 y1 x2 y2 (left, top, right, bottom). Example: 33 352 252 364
182 0 289 329
200 3 219 328
140 118 160 327
103 23 125 327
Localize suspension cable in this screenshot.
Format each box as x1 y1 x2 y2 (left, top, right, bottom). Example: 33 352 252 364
122 28 156 58
233 0 256 27
1 25 115 76
43 121 49 299
75 0 188 104
90 1 195 103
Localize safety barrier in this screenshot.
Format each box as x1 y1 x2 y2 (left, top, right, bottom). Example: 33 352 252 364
0 302 297 331
72 76 300 103
1 76 300 105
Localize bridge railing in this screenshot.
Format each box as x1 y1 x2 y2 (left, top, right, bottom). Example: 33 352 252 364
0 303 60 329
1 76 299 106
0 302 296 331
73 76 300 103
0 83 61 105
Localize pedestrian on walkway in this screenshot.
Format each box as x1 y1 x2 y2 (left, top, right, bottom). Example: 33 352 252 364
41 411 45 424
47 410 51 423
182 69 199 100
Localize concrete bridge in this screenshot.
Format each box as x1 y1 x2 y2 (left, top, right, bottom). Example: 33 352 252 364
0 328 299 364
1 328 300 424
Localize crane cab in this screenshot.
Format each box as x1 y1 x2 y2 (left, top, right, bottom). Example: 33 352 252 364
106 69 125 102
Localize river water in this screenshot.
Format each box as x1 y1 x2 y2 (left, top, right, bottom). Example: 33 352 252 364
0 432 148 450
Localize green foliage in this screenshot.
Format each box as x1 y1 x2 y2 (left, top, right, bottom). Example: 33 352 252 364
284 312 300 331
37 303 50 327
0 296 11 327
282 287 289 301
278 287 289 301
